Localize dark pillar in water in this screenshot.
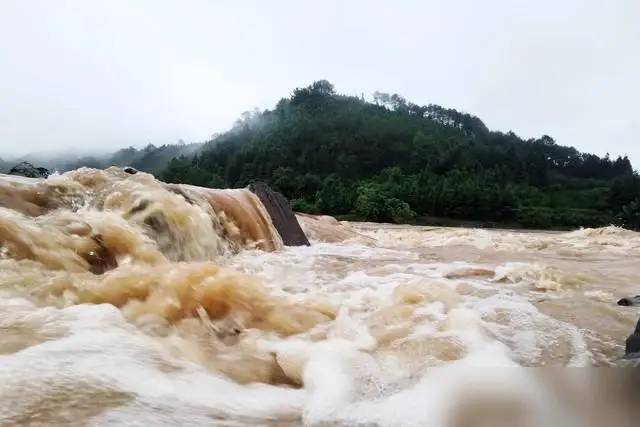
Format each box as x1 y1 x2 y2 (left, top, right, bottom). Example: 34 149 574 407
626 317 640 358
249 182 310 246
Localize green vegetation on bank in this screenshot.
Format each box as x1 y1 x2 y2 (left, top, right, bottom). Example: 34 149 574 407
159 80 639 230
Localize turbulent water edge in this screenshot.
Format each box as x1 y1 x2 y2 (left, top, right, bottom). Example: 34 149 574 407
1 168 639 426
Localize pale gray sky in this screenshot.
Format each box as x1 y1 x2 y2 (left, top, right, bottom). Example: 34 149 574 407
1 0 638 166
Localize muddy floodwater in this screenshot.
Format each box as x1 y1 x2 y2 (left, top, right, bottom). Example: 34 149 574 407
1 168 639 426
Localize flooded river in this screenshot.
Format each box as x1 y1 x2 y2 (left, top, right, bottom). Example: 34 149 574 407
1 168 639 426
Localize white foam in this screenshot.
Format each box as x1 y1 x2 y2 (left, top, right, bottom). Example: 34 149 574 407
2 221 635 424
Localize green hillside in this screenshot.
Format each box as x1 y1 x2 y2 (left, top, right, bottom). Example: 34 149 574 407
160 81 639 230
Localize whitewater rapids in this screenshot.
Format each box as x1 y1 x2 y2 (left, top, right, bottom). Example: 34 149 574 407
1 168 639 426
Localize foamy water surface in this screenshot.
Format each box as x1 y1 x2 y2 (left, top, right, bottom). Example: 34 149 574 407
1 169 639 426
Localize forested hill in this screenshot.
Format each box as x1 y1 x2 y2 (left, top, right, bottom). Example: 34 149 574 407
154 80 635 230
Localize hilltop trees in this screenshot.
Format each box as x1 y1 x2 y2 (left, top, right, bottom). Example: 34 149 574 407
160 80 638 229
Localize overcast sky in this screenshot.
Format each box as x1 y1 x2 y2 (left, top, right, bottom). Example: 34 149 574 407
1 0 638 166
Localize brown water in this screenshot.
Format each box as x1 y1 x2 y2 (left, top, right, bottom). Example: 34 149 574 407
1 168 639 426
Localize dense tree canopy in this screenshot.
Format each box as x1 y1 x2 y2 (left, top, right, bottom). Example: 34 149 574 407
153 80 636 230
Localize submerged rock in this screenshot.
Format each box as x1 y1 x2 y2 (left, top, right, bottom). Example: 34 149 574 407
8 161 50 179
618 295 640 306
249 182 309 246
84 234 119 275
625 317 640 359
123 166 138 175
617 296 640 360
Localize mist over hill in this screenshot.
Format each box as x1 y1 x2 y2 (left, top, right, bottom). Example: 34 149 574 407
161 81 639 230
0 157 11 172
3 81 638 230
1 142 203 175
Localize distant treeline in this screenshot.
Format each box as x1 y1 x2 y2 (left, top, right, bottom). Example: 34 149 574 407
1 143 202 175
160 80 639 230
88 142 202 174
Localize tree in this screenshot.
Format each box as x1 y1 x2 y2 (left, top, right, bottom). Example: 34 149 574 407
620 199 640 230
316 175 354 214
158 80 632 230
291 80 335 105
354 182 415 223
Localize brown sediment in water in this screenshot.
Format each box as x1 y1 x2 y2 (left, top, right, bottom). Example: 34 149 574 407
178 185 283 252
0 168 331 333
445 267 495 279
0 168 339 387
0 168 295 269
59 262 335 335
3 166 640 414
296 213 373 244
0 207 164 273
0 382 134 427
0 174 71 217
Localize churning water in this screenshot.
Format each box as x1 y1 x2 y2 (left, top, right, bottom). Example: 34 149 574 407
1 168 639 426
